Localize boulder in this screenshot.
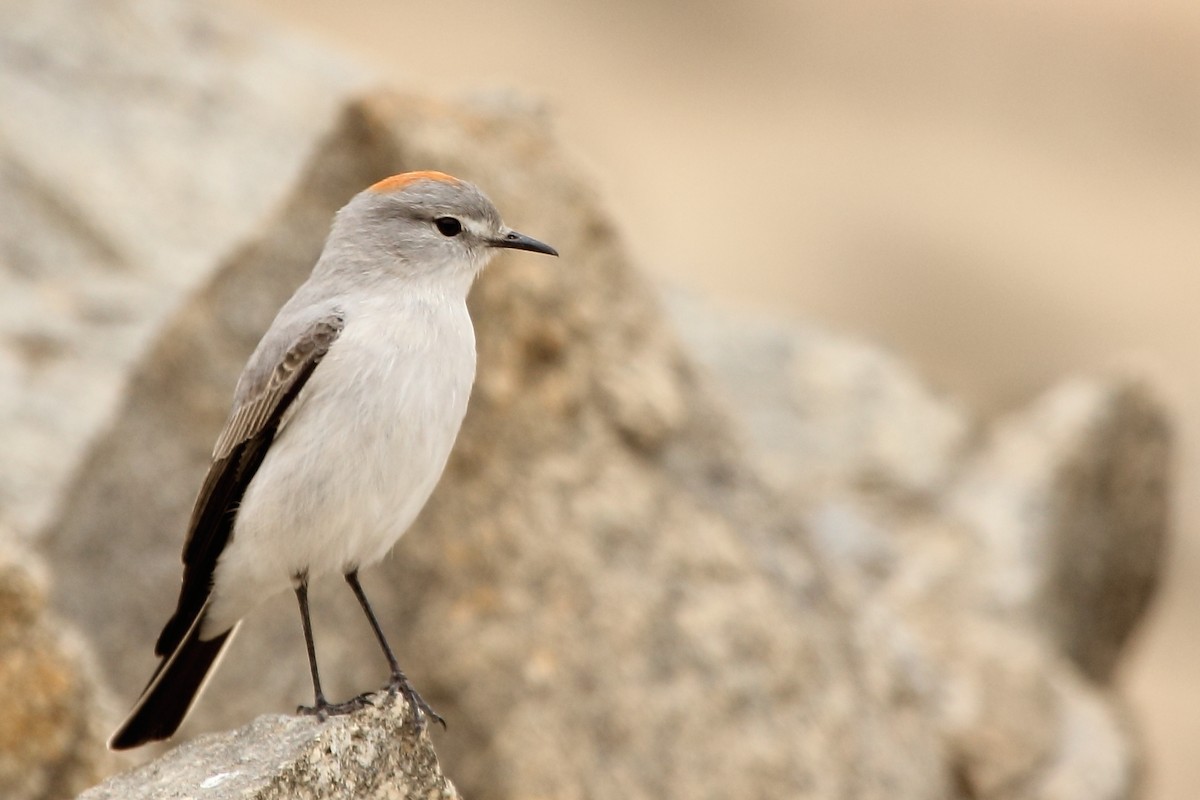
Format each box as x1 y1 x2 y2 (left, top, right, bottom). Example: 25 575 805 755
0 0 365 538
0 1 1168 798
78 693 458 800
671 300 1157 798
47 85 1167 800
44 88 950 800
948 377 1169 681
665 294 971 500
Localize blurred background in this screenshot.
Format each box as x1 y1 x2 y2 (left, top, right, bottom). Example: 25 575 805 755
224 1 1198 797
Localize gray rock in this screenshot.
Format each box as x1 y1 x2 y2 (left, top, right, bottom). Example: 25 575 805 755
45 91 949 799
78 693 459 800
0 0 366 538
667 298 1162 800
949 377 1169 681
855 516 1141 800
666 293 971 501
671 294 1167 681
0 1 1167 798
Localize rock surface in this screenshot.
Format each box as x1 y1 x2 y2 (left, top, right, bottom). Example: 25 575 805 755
0 0 365 538
0 528 114 800
0 1 1169 799
949 377 1169 681
671 299 1155 799
46 88 950 800
665 294 971 500
79 693 459 800
46 86 1164 800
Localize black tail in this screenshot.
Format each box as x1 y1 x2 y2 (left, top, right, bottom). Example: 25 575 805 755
109 610 237 750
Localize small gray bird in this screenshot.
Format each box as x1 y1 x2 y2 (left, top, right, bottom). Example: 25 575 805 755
110 171 558 750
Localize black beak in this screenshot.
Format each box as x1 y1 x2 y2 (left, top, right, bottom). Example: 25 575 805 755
491 229 559 257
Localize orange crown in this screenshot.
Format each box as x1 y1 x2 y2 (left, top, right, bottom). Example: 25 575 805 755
368 170 461 193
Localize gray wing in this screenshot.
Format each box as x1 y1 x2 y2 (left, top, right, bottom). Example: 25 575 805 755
154 310 344 657
211 313 345 460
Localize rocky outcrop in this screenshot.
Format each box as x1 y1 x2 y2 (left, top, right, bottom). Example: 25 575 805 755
79 693 457 800
0 0 365 539
40 87 1163 800
0 1 1169 799
671 301 1159 799
45 88 951 800
949 378 1169 682
0 529 113 800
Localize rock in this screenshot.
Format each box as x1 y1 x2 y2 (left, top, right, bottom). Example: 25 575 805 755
1 1 1167 798
671 294 1167 681
0 0 366 538
78 693 459 800
949 377 1170 681
0 527 114 800
791 487 1144 800
667 298 1161 799
46 80 1167 799
938 624 1137 800
665 293 971 500
45 87 949 800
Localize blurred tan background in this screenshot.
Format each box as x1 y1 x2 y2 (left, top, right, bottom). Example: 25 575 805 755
223 1 1199 797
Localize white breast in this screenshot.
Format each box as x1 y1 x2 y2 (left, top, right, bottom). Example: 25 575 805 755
205 289 476 633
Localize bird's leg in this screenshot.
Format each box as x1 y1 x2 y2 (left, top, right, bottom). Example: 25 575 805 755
344 570 445 729
294 576 367 718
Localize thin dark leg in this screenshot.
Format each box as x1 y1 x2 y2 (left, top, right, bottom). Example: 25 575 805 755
295 578 327 711
345 570 445 729
295 576 368 719
345 570 402 674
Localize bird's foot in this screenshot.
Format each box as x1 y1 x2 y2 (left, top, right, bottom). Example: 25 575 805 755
296 693 372 720
386 671 445 731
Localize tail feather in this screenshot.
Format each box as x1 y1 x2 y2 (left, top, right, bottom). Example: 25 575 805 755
109 610 238 750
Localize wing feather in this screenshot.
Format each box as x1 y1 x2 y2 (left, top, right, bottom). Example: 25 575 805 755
155 311 344 656
211 315 344 461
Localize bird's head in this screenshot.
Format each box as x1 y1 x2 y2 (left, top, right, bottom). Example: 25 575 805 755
327 171 558 284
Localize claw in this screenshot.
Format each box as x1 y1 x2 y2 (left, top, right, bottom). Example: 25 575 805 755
387 673 445 731
297 694 371 720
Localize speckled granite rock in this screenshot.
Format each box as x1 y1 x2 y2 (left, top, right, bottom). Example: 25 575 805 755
78 693 458 800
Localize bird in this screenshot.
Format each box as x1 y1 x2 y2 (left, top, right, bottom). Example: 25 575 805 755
109 170 558 750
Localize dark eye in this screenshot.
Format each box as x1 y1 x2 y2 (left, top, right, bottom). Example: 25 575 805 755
434 217 462 237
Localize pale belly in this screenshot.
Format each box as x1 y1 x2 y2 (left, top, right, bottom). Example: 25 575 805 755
204 309 474 634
